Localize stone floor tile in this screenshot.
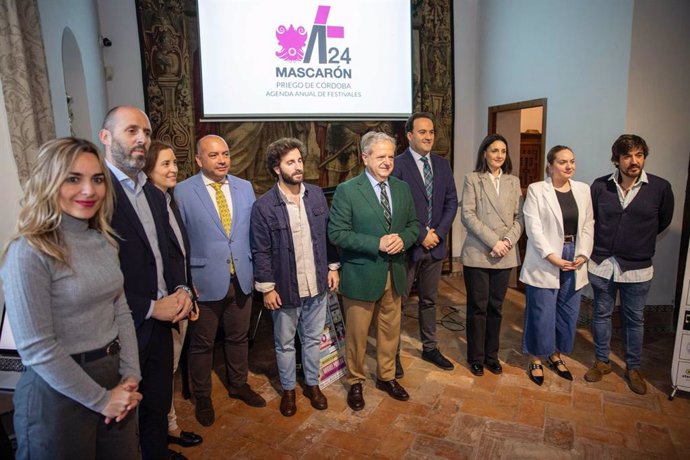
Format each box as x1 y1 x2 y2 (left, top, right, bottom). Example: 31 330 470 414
353 406 400 439
233 440 297 459
278 421 331 455
371 429 416 459
656 393 690 418
543 417 575 450
572 386 602 413
637 422 677 457
514 399 546 428
501 439 572 459
445 414 487 445
394 413 452 438
378 396 432 417
409 434 474 459
575 424 628 448
461 397 517 422
546 403 605 427
483 419 544 442
320 428 378 456
409 379 444 406
603 391 660 411
520 387 572 406
473 434 507 459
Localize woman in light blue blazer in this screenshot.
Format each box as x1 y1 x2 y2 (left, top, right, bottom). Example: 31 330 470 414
520 145 594 385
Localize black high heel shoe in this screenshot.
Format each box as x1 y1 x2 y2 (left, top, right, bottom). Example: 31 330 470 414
528 362 544 386
548 357 573 381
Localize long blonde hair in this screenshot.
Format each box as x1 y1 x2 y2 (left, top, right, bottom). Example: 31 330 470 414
3 137 117 265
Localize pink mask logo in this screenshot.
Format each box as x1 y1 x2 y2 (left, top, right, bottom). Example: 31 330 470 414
276 25 308 62
275 5 345 64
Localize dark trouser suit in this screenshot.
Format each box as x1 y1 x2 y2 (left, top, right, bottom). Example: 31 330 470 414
463 266 511 365
401 252 444 353
190 276 252 397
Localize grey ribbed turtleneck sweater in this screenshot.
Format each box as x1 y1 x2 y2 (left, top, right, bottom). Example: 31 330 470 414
1 214 140 412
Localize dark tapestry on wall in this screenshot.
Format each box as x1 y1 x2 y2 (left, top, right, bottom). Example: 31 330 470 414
136 0 454 195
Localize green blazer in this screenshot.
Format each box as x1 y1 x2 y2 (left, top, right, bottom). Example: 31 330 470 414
328 172 419 301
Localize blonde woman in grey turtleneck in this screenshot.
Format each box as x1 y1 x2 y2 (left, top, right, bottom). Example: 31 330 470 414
0 138 142 460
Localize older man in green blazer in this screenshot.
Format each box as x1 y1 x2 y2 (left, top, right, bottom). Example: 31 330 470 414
329 131 419 411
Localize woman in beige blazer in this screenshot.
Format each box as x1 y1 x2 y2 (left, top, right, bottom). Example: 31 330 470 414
461 134 524 377
519 145 594 386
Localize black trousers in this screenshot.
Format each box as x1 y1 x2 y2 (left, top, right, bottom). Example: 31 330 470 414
139 320 173 460
401 252 444 353
463 266 511 365
190 277 252 397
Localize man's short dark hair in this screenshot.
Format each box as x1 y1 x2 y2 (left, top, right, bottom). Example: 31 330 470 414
611 134 649 164
405 112 435 133
101 106 123 131
265 137 305 179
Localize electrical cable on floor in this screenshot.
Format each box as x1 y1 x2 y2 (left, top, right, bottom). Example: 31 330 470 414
403 304 466 332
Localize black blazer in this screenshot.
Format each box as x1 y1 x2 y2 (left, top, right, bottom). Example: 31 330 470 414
109 171 182 347
391 148 459 262
167 195 194 299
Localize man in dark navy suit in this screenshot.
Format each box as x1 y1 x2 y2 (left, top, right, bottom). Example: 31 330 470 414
100 106 193 460
391 112 458 376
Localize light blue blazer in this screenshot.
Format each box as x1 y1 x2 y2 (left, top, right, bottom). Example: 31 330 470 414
175 173 256 300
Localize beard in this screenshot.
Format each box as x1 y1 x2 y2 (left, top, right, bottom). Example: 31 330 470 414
110 138 146 177
619 164 642 180
280 169 303 185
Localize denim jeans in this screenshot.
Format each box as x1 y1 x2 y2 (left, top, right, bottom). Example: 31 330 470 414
272 292 328 389
522 242 581 356
589 273 651 369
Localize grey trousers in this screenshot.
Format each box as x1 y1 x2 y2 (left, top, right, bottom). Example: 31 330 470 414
13 353 140 460
400 252 444 353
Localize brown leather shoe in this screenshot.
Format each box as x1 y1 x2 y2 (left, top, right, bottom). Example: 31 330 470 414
584 360 612 382
347 383 365 411
279 389 296 416
375 379 410 401
625 369 648 395
303 385 328 410
228 383 266 407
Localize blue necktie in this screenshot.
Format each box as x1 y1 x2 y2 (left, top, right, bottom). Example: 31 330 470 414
421 156 433 226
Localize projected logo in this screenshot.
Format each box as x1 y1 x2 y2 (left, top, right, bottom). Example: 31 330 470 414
275 5 349 64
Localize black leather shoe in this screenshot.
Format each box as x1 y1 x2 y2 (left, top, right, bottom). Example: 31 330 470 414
485 361 503 375
528 362 544 386
280 389 296 417
395 354 404 379
422 348 455 370
194 397 215 427
168 431 203 448
548 357 573 381
228 383 267 407
303 385 328 410
169 449 188 460
347 383 365 411
469 363 484 376
375 379 410 401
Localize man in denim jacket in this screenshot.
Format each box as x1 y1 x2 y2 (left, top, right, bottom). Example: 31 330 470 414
250 137 339 417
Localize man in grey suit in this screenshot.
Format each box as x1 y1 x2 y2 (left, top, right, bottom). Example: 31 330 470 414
391 112 458 376
175 135 265 427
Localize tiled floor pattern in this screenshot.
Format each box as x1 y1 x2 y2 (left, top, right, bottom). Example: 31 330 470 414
171 276 690 459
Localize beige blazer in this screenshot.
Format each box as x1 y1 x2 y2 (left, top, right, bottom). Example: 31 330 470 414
460 171 524 269
519 178 594 290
